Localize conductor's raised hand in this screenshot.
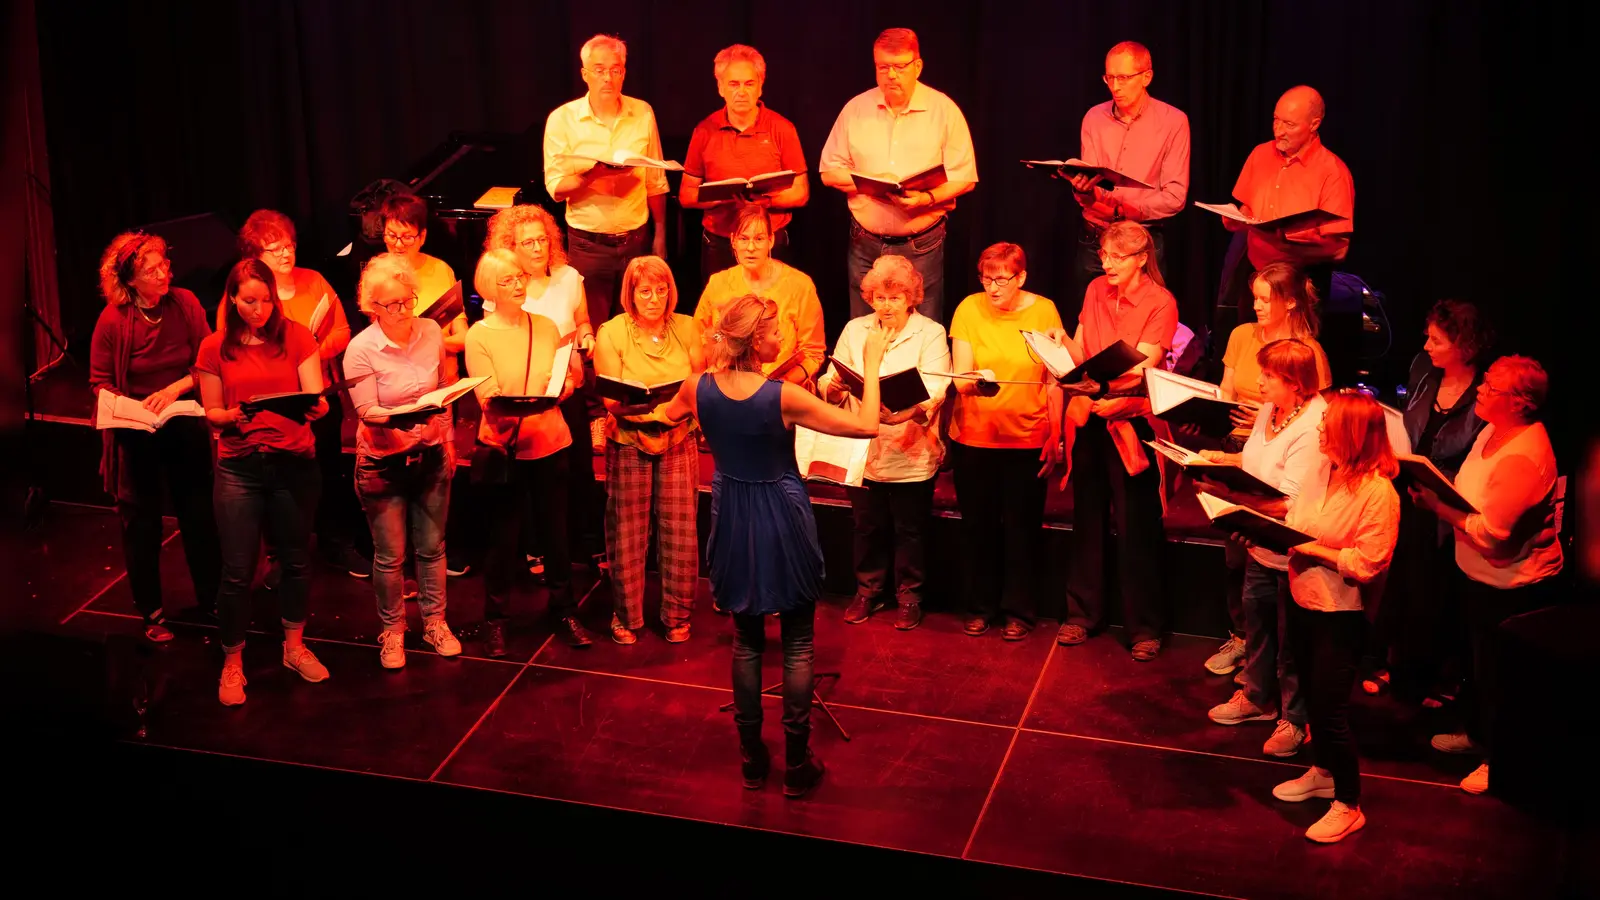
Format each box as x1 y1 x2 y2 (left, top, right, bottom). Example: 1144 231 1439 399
862 319 889 371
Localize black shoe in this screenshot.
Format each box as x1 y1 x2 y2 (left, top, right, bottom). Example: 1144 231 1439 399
740 733 771 790
843 595 881 624
895 602 923 631
337 546 372 579
263 564 282 592
1002 618 1032 642
482 620 507 658
557 616 594 649
783 748 826 799
963 615 990 636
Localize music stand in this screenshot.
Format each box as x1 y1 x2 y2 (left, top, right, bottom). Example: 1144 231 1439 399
720 671 851 741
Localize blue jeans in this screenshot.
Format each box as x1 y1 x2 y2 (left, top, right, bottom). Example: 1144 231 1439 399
732 605 815 738
355 444 453 631
213 451 320 651
847 217 947 324
1242 558 1306 725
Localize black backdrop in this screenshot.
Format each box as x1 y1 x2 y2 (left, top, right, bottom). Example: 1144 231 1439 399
34 0 1573 442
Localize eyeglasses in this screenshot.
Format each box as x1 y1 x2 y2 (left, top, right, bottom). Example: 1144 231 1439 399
384 230 421 246
979 274 1018 288
516 236 551 251
732 234 772 248
496 273 529 290
587 65 626 80
1098 247 1146 264
136 259 171 279
634 284 671 300
875 60 918 76
377 294 416 315
1102 70 1150 87
262 242 296 258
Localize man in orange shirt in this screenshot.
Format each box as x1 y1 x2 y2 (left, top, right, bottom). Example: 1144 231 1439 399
1215 85 1354 357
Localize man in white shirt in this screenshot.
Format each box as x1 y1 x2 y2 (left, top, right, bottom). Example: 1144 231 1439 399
543 34 670 329
819 28 978 325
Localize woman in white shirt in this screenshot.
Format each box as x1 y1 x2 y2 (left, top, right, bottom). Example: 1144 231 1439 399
486 204 605 574
1412 356 1563 797
819 256 951 630
1198 340 1326 758
1271 389 1401 844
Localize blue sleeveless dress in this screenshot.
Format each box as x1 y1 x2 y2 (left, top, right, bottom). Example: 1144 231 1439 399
697 376 825 615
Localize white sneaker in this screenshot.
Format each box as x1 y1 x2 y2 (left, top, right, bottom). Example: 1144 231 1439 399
282 642 330 682
1431 732 1479 754
1461 762 1490 795
1306 801 1366 843
1273 766 1336 802
218 660 248 706
1204 635 1247 675
378 630 406 669
1208 690 1278 725
423 619 462 657
1263 720 1310 757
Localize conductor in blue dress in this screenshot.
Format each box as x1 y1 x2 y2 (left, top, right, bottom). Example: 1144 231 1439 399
663 293 889 798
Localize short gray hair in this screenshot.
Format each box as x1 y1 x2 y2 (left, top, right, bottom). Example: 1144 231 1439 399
713 44 766 82
580 34 627 66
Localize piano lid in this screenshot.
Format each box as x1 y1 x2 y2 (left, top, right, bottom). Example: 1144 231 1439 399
398 131 537 217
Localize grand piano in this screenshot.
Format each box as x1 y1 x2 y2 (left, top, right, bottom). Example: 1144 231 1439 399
347 131 548 318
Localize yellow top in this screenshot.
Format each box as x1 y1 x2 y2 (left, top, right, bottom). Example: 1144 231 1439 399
948 292 1062 449
464 313 573 460
693 262 826 382
596 313 699 454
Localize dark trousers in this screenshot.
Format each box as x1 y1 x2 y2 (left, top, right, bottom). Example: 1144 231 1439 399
1067 222 1167 328
950 443 1048 622
848 476 935 607
483 454 574 621
1459 574 1552 757
114 418 222 620
214 451 321 650
567 225 649 328
311 402 367 557
1364 496 1463 699
1286 601 1366 805
700 227 790 288
557 392 603 558
1065 418 1165 642
732 605 815 739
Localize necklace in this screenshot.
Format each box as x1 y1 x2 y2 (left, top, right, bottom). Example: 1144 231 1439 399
1268 399 1307 436
135 301 163 326
631 317 673 358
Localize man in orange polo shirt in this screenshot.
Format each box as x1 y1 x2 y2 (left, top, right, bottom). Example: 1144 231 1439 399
680 44 810 287
1215 85 1354 349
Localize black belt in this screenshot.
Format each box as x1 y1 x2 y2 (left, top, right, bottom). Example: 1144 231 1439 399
571 224 647 246
855 216 946 245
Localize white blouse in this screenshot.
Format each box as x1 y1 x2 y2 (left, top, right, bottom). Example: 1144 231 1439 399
517 265 584 338
1240 394 1328 571
817 312 951 483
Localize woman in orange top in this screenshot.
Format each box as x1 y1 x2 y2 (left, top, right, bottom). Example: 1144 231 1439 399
948 242 1065 640
233 209 370 578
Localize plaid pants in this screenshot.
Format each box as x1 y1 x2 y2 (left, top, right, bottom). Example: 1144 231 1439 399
605 437 700 629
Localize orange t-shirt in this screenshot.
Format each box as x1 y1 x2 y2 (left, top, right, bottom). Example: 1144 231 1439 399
948 293 1062 449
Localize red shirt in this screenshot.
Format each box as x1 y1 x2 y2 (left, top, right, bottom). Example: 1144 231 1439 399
1077 274 1179 358
195 321 320 458
684 104 807 237
1232 135 1354 268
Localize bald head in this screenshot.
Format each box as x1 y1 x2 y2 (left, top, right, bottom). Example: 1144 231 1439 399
1272 85 1325 157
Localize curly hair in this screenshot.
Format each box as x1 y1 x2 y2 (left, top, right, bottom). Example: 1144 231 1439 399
98 232 168 307
860 255 924 308
238 209 296 259
1425 299 1494 368
357 253 420 319
704 294 777 373
1484 355 1549 421
484 204 568 272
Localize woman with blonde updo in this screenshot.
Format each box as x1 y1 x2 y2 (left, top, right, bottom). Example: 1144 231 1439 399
662 294 887 799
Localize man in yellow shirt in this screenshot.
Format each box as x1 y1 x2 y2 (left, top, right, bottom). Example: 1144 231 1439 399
543 34 671 334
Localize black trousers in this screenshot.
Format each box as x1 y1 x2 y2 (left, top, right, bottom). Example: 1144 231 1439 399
557 391 603 559
1065 418 1165 642
1364 495 1463 699
483 454 574 621
1287 601 1366 805
1458 573 1554 757
848 476 935 607
113 418 222 620
950 443 1047 621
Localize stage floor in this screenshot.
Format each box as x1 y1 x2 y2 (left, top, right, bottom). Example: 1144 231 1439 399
13 502 1576 898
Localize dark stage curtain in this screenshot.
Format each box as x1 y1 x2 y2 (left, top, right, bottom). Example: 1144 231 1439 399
32 0 1573 444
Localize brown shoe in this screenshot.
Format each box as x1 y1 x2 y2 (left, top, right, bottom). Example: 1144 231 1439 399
963 615 990 636
664 624 691 643
1056 623 1089 646
610 621 637 645
1002 619 1032 641
1131 638 1162 662
843 595 881 624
